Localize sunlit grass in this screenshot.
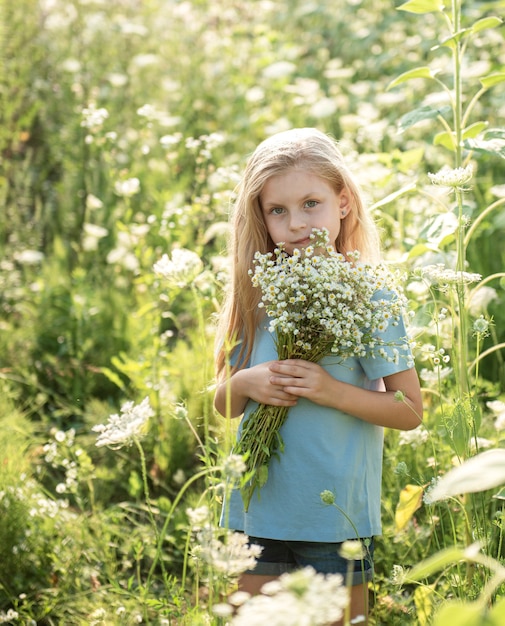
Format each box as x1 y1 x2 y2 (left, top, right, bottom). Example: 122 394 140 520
0 0 504 623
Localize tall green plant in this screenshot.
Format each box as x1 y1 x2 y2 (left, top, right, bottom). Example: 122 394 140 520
386 0 505 620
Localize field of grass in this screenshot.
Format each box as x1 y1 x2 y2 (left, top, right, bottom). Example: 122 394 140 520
1 0 505 623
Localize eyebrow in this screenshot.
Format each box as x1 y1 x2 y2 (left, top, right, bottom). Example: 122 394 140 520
260 192 321 208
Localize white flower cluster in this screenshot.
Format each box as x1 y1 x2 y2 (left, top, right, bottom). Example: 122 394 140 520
399 428 429 448
488 400 505 431
153 248 204 288
114 177 140 198
428 164 473 188
421 264 481 287
192 527 262 577
92 397 154 449
81 104 109 129
0 610 19 624
250 229 407 362
230 566 349 626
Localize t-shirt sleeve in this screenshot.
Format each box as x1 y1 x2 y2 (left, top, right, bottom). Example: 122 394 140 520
360 290 414 380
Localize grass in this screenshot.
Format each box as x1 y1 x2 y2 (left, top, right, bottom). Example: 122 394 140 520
1 0 505 623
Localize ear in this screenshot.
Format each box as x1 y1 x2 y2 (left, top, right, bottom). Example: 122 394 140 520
339 190 351 217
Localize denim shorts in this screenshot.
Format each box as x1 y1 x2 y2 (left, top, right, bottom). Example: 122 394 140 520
244 536 374 586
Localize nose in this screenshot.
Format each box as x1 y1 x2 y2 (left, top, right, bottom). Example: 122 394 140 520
289 211 307 231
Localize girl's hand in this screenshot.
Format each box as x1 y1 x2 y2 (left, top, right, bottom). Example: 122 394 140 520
244 361 299 407
268 359 334 406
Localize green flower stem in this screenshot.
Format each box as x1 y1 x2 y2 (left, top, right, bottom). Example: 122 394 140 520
455 189 469 399
134 437 159 543
452 0 463 166
145 465 220 593
464 198 505 248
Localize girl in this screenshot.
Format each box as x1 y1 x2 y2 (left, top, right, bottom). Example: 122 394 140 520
214 128 423 625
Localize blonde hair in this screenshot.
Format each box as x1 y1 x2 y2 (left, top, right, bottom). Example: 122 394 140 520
215 127 381 380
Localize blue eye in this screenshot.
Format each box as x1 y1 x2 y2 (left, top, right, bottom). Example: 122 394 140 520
271 207 285 215
305 200 318 208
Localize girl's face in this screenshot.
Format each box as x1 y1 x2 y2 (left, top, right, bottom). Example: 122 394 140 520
259 168 349 254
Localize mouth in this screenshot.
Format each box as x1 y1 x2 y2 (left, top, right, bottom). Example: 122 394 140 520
292 237 311 246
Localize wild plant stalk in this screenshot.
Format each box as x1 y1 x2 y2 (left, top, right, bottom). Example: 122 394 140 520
394 0 505 603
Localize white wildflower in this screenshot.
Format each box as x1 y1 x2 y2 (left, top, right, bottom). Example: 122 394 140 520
428 164 473 188
160 132 183 148
399 429 429 448
195 529 262 577
137 103 158 119
82 223 109 251
310 97 338 119
339 540 366 561
86 194 104 210
114 177 140 198
262 60 296 79
81 104 109 129
421 264 481 287
14 249 45 265
89 608 107 625
153 248 203 288
488 401 505 431
230 566 348 626
92 397 153 449
228 591 251 607
468 286 498 315
391 564 406 585
0 609 19 623
223 454 247 480
186 505 210 530
425 449 505 502
419 366 452 386
212 603 234 618
470 437 493 452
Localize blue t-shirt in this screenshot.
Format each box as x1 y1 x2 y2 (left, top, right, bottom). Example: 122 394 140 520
222 310 414 543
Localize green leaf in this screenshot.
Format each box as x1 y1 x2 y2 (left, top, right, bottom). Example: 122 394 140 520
258 464 269 487
464 131 505 160
387 67 438 90
397 0 445 14
99 366 127 392
414 585 435 626
433 600 484 626
493 486 505 501
480 72 505 88
462 121 489 139
470 16 503 35
404 546 466 581
451 398 472 457
422 212 458 246
406 242 437 259
489 597 505 624
398 105 451 133
433 130 456 151
431 29 468 51
370 182 417 211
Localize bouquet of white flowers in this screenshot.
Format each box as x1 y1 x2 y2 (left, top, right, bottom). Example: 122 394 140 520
234 228 409 511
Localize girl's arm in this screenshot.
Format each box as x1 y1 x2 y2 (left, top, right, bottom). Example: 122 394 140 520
214 361 299 418
268 359 423 431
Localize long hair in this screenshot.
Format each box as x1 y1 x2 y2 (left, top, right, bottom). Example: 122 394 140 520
215 127 381 380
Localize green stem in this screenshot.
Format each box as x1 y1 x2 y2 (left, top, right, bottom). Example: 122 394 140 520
464 198 505 249
455 188 469 399
145 466 219 592
452 0 463 167
468 343 505 374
